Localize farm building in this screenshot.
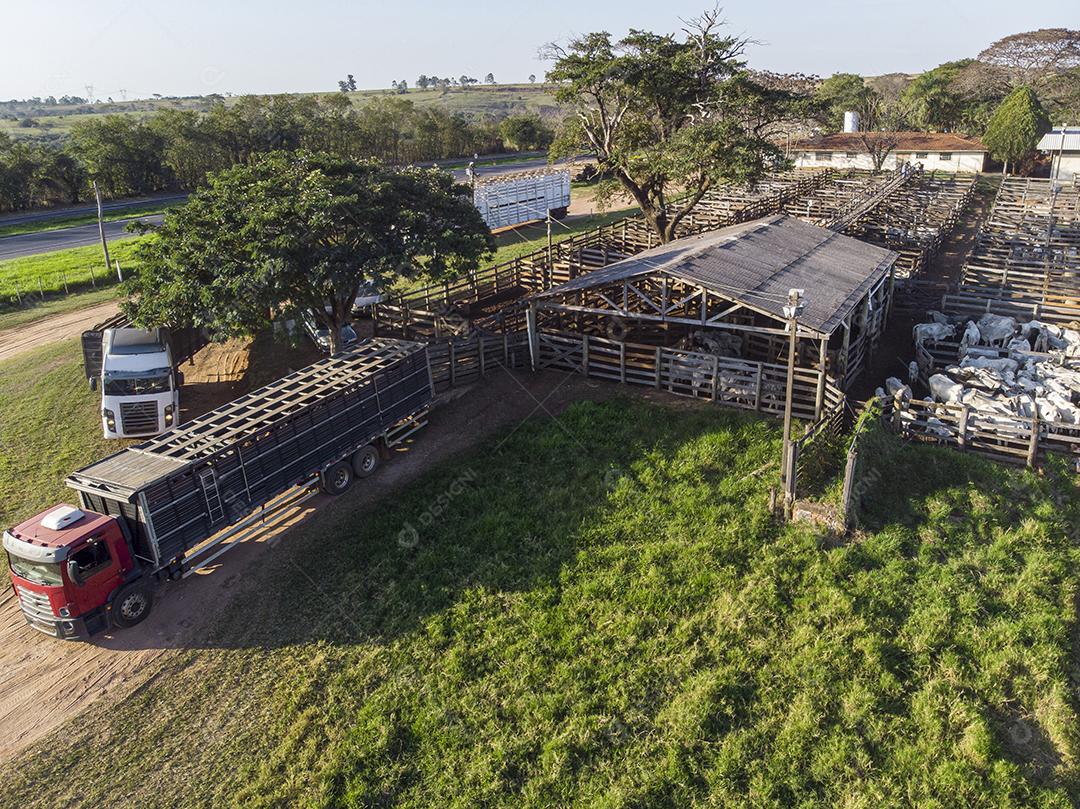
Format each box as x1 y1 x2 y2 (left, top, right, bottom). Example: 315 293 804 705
1038 126 1080 182
526 214 898 402
792 132 988 173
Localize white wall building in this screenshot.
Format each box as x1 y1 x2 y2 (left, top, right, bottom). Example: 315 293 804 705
792 132 988 173
1038 127 1080 182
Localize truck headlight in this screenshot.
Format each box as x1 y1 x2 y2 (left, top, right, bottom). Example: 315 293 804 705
104 409 116 431
164 404 174 426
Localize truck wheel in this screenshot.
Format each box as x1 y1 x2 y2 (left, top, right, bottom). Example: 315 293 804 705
551 206 569 220
352 445 381 478
111 582 153 629
322 461 354 496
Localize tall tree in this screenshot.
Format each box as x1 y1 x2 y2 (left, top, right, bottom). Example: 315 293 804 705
125 151 493 353
812 73 876 131
983 85 1050 174
484 73 496 85
979 29 1080 87
546 9 787 243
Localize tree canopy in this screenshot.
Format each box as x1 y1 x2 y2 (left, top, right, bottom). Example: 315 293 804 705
546 9 791 243
983 86 1050 173
125 151 493 352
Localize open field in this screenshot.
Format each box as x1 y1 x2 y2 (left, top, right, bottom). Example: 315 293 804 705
1 84 561 140
1 373 1077 805
0 237 143 306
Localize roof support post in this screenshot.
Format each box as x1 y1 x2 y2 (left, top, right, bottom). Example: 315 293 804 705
526 302 539 372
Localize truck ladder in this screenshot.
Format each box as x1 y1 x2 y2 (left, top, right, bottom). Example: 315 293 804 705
198 468 226 525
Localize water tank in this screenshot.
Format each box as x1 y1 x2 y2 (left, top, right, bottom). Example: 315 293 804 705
843 111 860 133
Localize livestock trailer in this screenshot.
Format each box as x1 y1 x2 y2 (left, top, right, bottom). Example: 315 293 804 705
473 168 570 230
5 338 434 639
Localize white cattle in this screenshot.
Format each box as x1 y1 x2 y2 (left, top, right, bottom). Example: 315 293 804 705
913 322 955 346
959 321 981 351
976 313 1017 347
929 374 963 403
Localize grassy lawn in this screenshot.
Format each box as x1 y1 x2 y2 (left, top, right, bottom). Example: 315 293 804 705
488 208 638 266
0 338 127 528
1 389 1078 806
0 237 144 307
0 286 119 332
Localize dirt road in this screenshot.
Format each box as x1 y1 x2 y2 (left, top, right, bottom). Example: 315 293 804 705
0 364 644 760
0 300 120 363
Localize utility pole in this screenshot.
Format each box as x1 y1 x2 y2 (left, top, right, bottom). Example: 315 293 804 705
780 288 806 510
93 180 112 277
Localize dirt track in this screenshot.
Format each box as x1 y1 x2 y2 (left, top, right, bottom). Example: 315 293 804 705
0 301 120 363
0 361 644 760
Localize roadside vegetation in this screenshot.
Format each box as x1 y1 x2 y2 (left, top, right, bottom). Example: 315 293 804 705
0 199 178 237
1 391 1077 806
0 237 143 308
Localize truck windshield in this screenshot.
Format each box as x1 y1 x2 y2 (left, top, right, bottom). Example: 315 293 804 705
103 368 172 396
7 553 63 586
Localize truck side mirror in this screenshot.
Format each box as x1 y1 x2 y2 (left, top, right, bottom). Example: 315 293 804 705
89 377 98 392
175 371 184 387
66 558 82 585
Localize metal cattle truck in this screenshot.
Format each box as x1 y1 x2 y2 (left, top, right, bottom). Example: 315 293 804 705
472 168 570 230
4 339 434 640
82 313 207 439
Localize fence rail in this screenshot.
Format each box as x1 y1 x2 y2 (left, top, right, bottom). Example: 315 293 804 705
881 396 1080 467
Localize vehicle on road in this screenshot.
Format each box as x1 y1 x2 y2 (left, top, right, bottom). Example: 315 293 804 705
300 309 360 354
5 338 434 639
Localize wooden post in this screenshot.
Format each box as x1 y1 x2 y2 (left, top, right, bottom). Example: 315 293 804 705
479 335 486 377
449 340 457 387
957 406 969 451
814 336 827 419
619 342 626 383
93 180 112 275
526 302 539 372
711 355 719 402
1027 413 1040 467
581 334 590 376
754 362 763 410
654 346 662 390
781 289 804 506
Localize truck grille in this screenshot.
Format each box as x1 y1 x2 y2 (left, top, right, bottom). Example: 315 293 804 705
120 401 159 434
15 585 59 635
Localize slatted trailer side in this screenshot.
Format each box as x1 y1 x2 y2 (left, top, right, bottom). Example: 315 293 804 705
66 339 434 578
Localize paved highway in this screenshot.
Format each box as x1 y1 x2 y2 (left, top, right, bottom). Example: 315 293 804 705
0 194 185 228
0 154 587 261
0 215 163 261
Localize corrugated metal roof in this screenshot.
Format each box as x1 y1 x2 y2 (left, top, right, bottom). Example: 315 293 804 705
534 215 898 336
1038 128 1080 152
794 131 986 153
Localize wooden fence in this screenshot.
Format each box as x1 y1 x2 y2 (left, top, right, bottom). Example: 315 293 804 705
375 169 836 341
881 396 1080 467
424 331 531 393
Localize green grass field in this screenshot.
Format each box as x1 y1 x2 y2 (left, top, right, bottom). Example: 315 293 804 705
0 237 144 309
0 339 128 527
1 374 1077 806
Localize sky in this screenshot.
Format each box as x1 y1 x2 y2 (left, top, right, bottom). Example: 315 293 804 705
0 1 1075 101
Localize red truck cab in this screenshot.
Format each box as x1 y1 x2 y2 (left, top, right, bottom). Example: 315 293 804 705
3 505 149 639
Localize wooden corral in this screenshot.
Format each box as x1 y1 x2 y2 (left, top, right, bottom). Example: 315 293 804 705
526 216 899 395
781 167 976 279
882 395 1080 467
374 169 835 341
939 177 1080 324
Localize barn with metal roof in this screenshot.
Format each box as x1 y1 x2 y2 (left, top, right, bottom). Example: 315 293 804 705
526 215 898 392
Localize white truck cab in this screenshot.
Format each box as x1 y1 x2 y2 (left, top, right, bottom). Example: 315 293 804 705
93 328 181 439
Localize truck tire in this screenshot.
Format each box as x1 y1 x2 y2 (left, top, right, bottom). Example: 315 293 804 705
551 206 569 221
321 461 354 496
111 582 153 629
352 445 381 478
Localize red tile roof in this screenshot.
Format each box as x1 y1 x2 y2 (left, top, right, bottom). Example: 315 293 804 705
794 131 986 152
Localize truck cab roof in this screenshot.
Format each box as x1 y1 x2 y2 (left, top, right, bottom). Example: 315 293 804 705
4 505 112 562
